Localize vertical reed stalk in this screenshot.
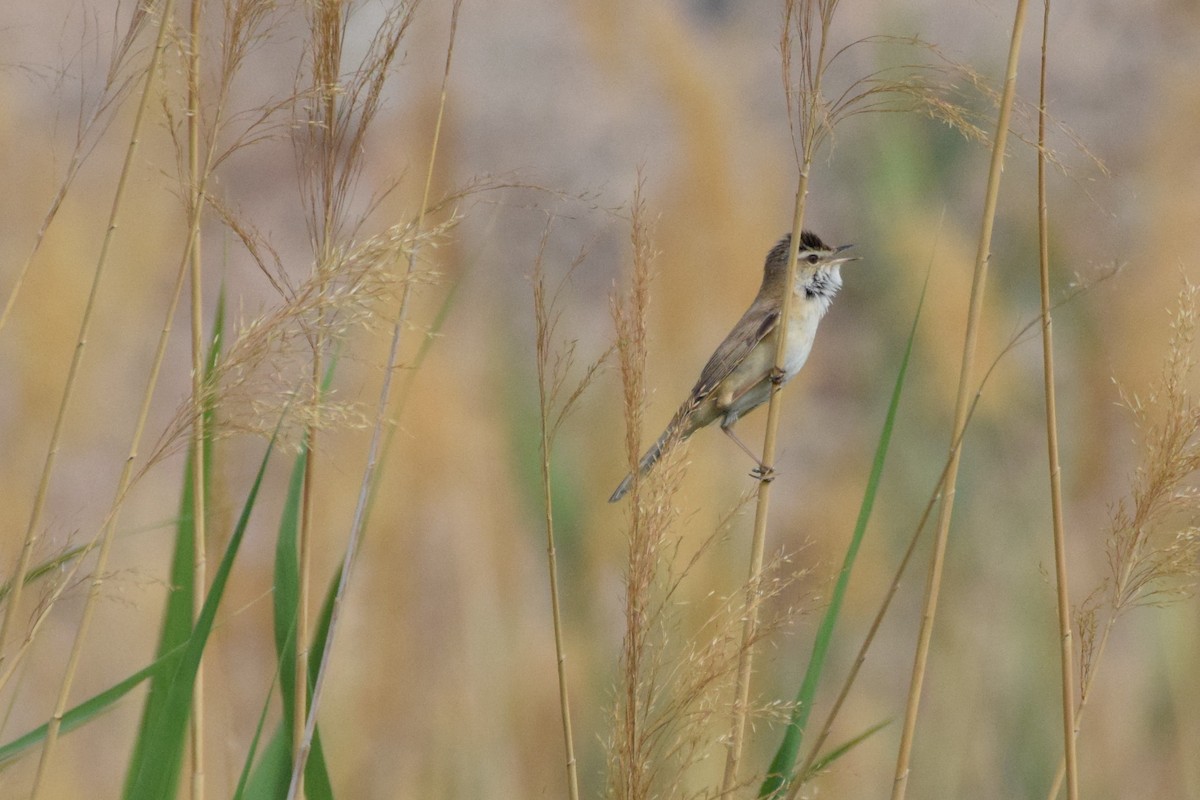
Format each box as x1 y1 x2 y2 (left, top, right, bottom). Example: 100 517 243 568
293 6 344 793
536 365 581 800
890 2 1029 797
0 0 178 676
186 1 209 797
27 0 239 792
720 3 832 793
1035 2 1079 798
531 233 581 800
287 3 462 794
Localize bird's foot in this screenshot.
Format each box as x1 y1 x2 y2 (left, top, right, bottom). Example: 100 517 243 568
768 366 786 386
751 464 776 482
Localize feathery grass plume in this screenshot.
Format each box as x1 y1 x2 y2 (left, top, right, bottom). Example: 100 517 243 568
145 217 454 468
606 479 812 800
1042 279 1200 799
609 180 666 800
1101 282 1200 615
294 0 418 252
781 29 1104 180
608 184 814 800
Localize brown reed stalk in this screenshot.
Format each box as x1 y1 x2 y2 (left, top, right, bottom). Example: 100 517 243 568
24 1 285 792
720 2 837 792
1044 280 1200 798
891 4 1030 796
294 5 344 789
0 0 179 682
287 1 447 795
1035 2 1079 798
27 0 198 791
531 224 607 800
787 296 1073 796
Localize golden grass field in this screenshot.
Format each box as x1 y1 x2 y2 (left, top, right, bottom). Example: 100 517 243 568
0 1 1198 798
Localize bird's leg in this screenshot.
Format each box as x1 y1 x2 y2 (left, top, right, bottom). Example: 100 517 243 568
768 365 786 386
720 421 775 482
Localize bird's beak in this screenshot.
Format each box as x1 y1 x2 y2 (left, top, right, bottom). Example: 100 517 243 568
831 243 860 265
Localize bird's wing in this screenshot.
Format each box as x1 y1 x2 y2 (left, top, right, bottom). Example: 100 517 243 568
689 304 779 402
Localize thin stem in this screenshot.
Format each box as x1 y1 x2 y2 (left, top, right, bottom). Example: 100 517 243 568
1045 508 1139 798
293 4 345 794
186 3 209 799
27 1 202 792
533 253 581 799
890 2 1030 797
0 0 178 672
1035 2 1079 798
0 11 150 336
538 407 581 800
721 5 833 790
286 2 463 795
791 389 985 798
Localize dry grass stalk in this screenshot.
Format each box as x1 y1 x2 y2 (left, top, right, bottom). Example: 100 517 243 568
288 6 419 787
286 1 456 795
25 2 293 791
1034 2 1079 797
890 3 1031 797
0 6 153 334
184 2 210 795
608 184 811 800
1045 280 1200 799
721 2 837 792
532 221 611 800
0 0 180 697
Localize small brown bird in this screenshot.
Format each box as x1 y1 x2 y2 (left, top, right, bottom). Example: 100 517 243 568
609 231 857 502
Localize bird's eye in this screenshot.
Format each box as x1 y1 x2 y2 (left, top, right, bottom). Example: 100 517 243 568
806 253 820 264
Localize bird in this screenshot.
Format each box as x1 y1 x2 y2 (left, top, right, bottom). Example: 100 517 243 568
608 230 857 502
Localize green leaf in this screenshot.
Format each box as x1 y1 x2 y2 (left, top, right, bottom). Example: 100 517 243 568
124 428 280 799
0 646 182 764
240 560 342 800
800 719 891 780
242 354 340 800
760 277 928 798
123 290 224 797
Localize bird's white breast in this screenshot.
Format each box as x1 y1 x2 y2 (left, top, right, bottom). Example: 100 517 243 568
780 296 823 382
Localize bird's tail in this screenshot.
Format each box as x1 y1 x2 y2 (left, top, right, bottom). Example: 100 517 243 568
608 422 682 503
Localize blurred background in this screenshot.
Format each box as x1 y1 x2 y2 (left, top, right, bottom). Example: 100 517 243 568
1 0 1198 797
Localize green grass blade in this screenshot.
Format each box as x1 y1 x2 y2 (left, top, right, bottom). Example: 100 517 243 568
274 450 306 717
760 279 928 798
232 665 284 800
0 645 183 764
243 352 339 800
239 726 290 800
122 290 224 796
799 719 890 781
0 543 89 605
241 562 342 800
124 426 280 800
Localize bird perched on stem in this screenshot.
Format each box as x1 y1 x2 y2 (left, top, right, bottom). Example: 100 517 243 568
609 231 857 503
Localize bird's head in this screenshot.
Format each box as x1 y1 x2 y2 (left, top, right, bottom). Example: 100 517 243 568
763 231 858 305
